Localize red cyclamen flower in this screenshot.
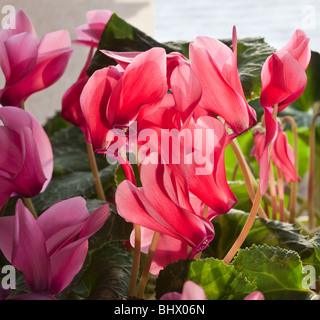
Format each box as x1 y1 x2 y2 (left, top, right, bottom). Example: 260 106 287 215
0 10 73 107
260 29 311 111
189 26 257 135
80 47 168 153
0 107 53 209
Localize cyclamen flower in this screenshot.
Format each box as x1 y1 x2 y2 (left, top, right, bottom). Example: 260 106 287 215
80 47 168 153
257 29 310 194
0 10 73 107
74 10 113 47
0 107 53 210
189 26 257 135
251 122 298 185
116 162 215 252
260 29 311 111
0 197 109 297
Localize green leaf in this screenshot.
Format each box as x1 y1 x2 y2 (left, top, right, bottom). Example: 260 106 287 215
87 13 180 76
233 245 315 300
43 111 71 137
32 166 116 213
89 205 133 248
204 210 318 267
80 242 132 300
155 258 256 300
310 233 320 262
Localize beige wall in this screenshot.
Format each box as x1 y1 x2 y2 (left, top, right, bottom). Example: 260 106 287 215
0 0 154 125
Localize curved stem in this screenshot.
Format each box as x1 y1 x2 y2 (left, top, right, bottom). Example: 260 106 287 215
281 116 299 223
128 224 141 297
276 167 285 222
136 231 160 298
268 163 278 220
223 187 262 264
223 104 278 264
229 139 268 219
86 142 106 202
308 112 320 230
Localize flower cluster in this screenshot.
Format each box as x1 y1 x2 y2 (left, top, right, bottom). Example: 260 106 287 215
0 8 312 301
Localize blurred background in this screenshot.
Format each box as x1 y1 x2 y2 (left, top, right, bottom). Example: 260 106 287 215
1 0 319 125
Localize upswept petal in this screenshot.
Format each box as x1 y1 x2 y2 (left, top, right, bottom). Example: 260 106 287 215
271 127 298 184
260 52 307 111
189 43 255 135
110 47 168 126
183 116 237 213
280 29 311 70
171 63 202 123
3 32 38 85
80 66 122 152
12 200 50 292
116 176 214 251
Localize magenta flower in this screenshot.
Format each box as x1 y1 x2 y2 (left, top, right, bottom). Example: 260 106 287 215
0 10 73 107
74 10 113 47
260 29 311 111
189 26 257 135
0 197 109 296
0 107 53 210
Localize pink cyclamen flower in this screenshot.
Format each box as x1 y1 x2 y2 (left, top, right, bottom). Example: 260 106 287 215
74 10 113 47
0 197 109 296
251 122 298 186
260 29 311 112
80 47 168 153
0 107 53 210
189 26 257 135
0 10 73 107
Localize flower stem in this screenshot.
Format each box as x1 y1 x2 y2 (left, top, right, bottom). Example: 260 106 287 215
86 142 106 202
308 112 320 230
136 231 160 298
223 104 278 264
229 139 268 219
276 167 285 222
23 197 38 218
223 187 262 264
281 116 299 223
268 163 278 220
128 224 141 297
